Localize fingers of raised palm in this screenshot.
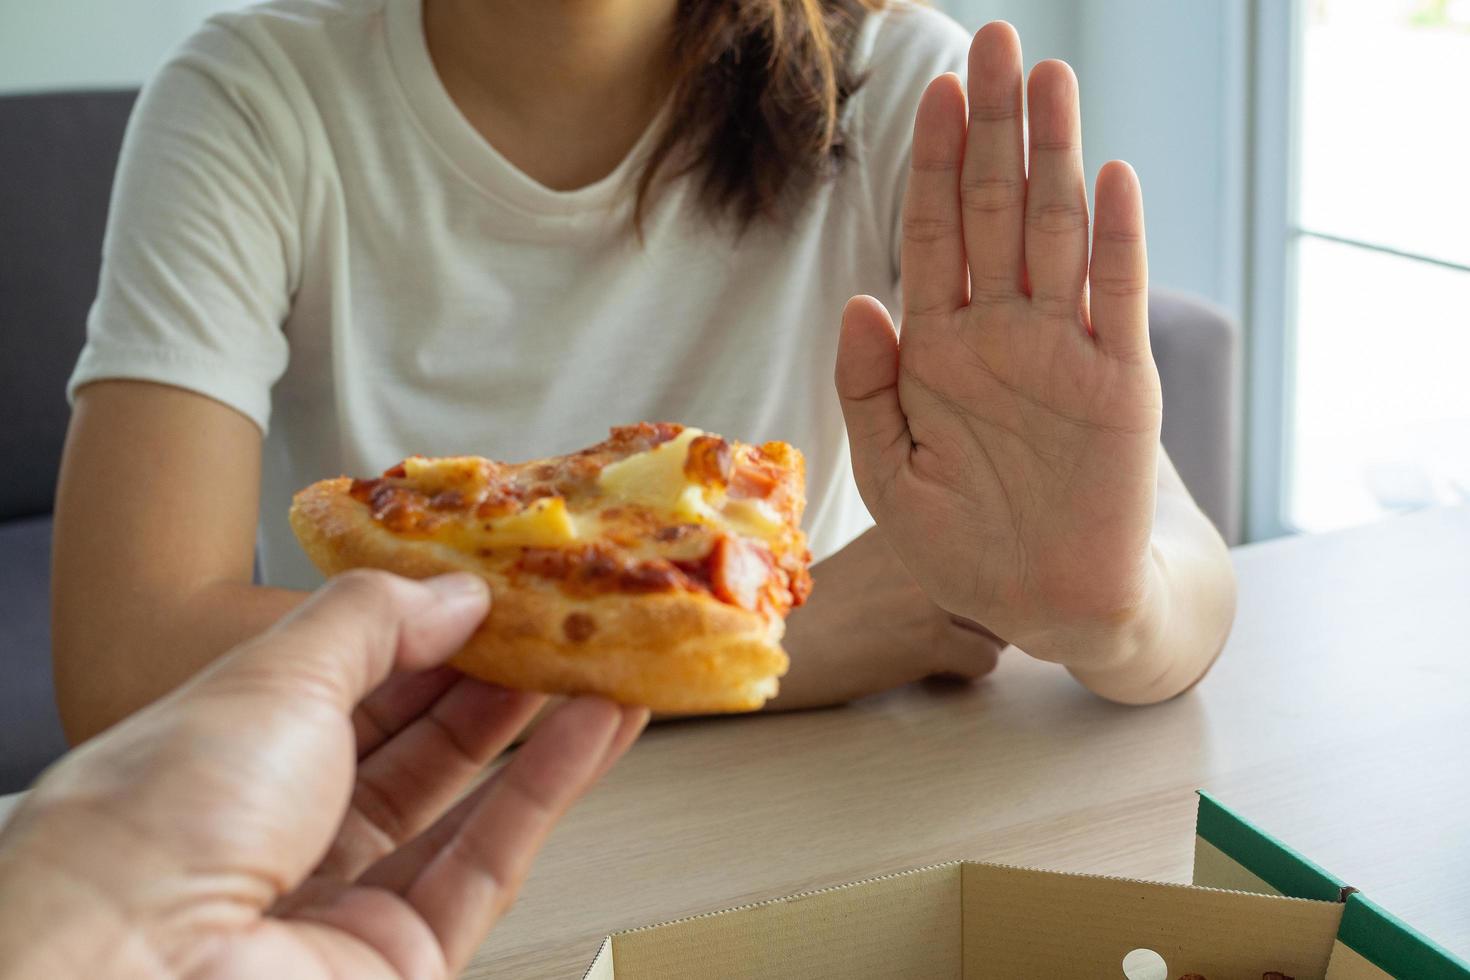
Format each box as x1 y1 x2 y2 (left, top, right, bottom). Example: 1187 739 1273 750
961 22 1027 300
1089 160 1151 360
902 73 970 315
836 295 912 507
1023 60 1090 322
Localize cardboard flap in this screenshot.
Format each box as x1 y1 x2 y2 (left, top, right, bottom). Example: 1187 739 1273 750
1193 791 1348 900
1193 793 1470 978
582 938 614 980
584 793 1467 978
1325 941 1397 980
961 863 1342 979
1322 893 1470 979
603 864 961 979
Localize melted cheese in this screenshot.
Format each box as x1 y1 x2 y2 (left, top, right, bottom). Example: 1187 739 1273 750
722 497 785 538
595 428 708 512
596 428 782 542
406 429 785 551
403 455 484 486
480 496 578 547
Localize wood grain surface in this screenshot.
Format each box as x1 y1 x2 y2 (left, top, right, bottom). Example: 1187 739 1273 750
466 506 1470 977
2 508 1463 977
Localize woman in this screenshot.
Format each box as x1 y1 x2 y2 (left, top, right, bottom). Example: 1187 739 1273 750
53 0 1236 741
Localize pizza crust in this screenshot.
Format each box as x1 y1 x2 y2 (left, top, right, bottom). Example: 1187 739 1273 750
290 478 789 712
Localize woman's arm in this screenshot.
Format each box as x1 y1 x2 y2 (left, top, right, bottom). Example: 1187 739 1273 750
777 462 1230 709
51 22 311 743
1062 449 1235 703
835 25 1237 704
52 381 306 743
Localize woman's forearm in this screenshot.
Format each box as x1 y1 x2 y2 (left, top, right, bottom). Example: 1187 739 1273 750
52 381 303 745
54 581 306 744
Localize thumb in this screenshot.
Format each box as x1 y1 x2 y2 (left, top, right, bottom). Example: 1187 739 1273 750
836 295 911 504
215 570 491 714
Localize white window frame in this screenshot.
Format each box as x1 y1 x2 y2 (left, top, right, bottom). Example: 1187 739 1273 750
1243 0 1303 542
1243 0 1470 541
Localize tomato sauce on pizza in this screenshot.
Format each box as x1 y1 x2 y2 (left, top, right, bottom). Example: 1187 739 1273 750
344 424 812 618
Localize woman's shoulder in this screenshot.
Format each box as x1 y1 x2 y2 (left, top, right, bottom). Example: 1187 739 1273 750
844 3 971 168
133 0 395 172
166 0 388 89
195 0 387 40
831 4 971 272
857 1 972 90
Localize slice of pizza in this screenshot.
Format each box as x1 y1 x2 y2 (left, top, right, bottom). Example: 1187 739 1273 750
289 423 812 712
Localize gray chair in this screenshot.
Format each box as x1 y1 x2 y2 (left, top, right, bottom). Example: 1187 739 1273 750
0 89 1241 793
1 90 136 793
1150 288 1241 546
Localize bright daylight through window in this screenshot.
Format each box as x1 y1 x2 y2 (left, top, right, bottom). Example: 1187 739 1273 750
1288 0 1470 531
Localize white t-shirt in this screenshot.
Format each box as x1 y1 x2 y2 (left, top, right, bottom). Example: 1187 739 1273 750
70 0 970 590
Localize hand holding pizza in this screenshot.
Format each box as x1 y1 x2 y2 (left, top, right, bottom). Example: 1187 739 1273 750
0 572 646 978
836 23 1166 670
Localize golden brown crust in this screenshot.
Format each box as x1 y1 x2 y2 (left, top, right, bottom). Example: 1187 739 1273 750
290 478 789 712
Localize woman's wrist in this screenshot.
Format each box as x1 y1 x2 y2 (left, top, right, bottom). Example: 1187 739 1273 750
1061 559 1177 703
1060 540 1235 705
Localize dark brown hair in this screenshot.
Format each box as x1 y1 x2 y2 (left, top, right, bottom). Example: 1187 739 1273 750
635 0 886 233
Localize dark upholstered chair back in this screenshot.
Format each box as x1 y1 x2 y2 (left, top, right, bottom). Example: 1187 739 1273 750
0 90 137 520
0 90 136 791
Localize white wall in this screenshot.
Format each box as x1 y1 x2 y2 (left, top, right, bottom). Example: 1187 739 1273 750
0 1 241 93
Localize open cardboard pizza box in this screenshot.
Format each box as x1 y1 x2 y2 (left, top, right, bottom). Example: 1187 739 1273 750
583 792 1469 979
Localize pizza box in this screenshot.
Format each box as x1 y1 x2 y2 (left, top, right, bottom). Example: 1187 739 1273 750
582 792 1469 979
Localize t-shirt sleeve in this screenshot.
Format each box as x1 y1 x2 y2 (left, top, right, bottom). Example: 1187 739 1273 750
851 3 973 290
68 21 302 434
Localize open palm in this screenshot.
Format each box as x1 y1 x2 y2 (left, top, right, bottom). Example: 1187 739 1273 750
837 23 1162 656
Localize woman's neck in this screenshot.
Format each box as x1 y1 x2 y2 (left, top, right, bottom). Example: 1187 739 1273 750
424 0 679 191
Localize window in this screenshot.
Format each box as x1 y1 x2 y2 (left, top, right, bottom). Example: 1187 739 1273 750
1264 0 1470 534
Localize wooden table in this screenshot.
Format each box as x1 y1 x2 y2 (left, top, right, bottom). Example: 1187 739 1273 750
1 508 1463 975
469 506 1470 978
